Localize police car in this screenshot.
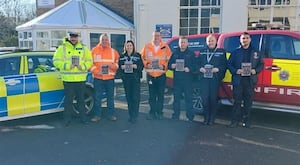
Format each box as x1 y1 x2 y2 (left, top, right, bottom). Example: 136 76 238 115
0 50 94 121
167 30 300 114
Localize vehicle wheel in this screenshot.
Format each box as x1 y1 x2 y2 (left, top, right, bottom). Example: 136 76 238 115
72 86 94 116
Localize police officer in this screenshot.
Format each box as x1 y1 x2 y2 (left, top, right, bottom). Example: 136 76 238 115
193 34 227 125
53 31 93 126
119 40 144 123
168 36 194 121
228 32 264 128
141 30 172 120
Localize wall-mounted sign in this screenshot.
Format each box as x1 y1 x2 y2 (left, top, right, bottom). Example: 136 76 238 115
156 24 172 39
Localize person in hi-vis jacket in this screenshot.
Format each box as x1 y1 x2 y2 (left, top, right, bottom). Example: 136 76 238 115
90 33 119 122
141 30 172 120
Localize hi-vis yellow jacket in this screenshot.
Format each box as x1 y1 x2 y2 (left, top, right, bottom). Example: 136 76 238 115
53 37 93 82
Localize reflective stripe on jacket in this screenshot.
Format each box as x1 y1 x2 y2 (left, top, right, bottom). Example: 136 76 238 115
90 43 120 80
52 37 93 82
141 42 172 77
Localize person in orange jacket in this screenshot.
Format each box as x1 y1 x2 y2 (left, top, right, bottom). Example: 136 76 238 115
141 30 172 120
90 33 120 122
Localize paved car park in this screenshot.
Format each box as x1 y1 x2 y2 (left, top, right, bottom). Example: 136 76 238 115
1 82 300 165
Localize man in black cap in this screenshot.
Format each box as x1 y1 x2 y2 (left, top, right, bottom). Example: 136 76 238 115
53 31 93 126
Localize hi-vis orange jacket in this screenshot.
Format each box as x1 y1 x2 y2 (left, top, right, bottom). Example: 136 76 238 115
141 42 172 77
90 43 119 80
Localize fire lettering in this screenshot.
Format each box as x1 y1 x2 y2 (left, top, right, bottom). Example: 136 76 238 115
287 89 300 96
279 88 284 95
264 87 277 93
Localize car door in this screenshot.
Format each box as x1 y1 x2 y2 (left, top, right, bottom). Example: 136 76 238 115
260 34 300 106
26 55 64 113
0 56 24 118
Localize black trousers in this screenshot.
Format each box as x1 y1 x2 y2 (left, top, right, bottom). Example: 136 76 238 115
231 78 254 123
147 74 166 116
122 76 141 120
173 79 193 120
201 79 219 123
63 81 87 122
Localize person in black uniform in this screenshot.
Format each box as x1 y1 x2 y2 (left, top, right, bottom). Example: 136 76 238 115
168 36 194 121
228 32 264 128
193 34 227 125
119 40 144 123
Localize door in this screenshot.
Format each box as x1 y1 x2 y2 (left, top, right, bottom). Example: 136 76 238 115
26 55 64 113
260 34 300 105
0 56 24 117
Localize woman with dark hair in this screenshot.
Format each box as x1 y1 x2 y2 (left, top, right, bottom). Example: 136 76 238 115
119 40 144 123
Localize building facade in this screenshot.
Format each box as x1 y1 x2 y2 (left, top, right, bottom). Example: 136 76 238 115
135 0 300 50
28 0 300 51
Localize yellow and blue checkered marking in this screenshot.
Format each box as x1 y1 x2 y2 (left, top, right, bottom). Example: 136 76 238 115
0 73 65 118
37 73 64 111
0 77 7 117
1 76 24 117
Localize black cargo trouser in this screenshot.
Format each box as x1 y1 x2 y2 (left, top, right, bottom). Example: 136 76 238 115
63 81 87 122
231 78 254 123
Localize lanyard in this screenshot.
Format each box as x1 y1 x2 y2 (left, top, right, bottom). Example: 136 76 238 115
206 48 217 63
126 54 133 62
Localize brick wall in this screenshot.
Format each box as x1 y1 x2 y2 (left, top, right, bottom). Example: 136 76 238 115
36 0 133 22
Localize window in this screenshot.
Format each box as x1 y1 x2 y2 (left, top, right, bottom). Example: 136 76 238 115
223 34 261 53
180 0 198 6
24 32 28 39
201 0 221 6
267 34 300 59
248 1 298 30
0 57 21 76
36 32 49 39
110 34 126 55
51 40 62 50
293 40 300 56
36 40 50 51
51 31 66 39
27 56 56 73
179 0 221 35
90 33 101 49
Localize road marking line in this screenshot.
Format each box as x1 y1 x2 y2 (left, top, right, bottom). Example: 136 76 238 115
16 124 55 129
252 125 300 135
225 133 300 154
0 128 15 132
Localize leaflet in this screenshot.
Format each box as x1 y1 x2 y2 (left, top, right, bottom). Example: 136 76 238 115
175 59 185 72
101 65 109 75
241 63 252 76
71 56 79 66
124 61 133 73
204 64 213 78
